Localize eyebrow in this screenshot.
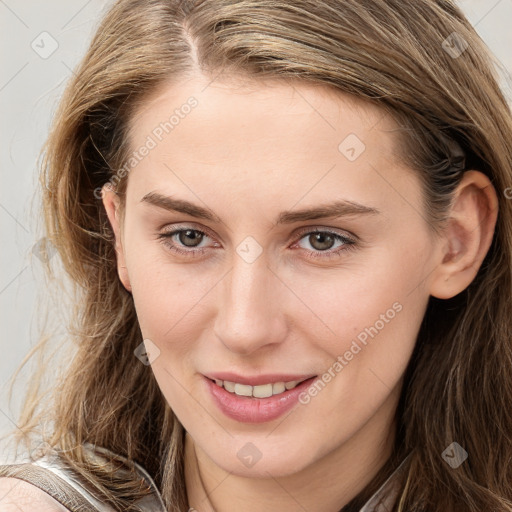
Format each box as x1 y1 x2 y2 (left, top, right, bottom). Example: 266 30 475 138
140 191 380 224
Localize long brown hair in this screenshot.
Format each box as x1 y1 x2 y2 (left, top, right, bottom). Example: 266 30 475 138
2 1 512 510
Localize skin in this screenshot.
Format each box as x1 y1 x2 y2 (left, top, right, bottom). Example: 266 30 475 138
0 478 69 511
102 72 497 512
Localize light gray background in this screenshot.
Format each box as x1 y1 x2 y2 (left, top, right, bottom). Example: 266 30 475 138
1 0 511 457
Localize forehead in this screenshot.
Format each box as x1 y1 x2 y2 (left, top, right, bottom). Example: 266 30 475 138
121 72 420 221
127 72 400 155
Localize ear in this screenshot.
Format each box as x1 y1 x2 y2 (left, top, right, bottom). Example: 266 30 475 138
429 170 498 299
101 183 132 293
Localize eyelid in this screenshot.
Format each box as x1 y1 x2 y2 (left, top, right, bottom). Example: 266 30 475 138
292 225 358 243
159 222 218 241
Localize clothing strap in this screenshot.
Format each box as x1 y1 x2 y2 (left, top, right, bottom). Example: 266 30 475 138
0 461 99 511
359 453 412 512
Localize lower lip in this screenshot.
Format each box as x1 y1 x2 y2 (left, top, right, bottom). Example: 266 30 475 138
205 376 317 423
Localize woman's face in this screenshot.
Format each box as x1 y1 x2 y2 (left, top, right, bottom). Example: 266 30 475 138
104 73 443 477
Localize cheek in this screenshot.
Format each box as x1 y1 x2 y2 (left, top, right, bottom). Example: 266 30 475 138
130 266 205 349
284 255 429 443
126 242 218 369
125 248 206 410
123 228 187 324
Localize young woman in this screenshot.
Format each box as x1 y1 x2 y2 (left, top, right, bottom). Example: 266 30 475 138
1 0 511 511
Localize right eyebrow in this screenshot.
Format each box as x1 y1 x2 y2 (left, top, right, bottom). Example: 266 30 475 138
140 192 220 222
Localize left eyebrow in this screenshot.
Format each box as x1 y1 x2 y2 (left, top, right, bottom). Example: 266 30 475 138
276 200 380 223
139 191 380 224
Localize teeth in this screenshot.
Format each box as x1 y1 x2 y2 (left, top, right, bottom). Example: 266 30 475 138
213 378 306 398
223 380 236 393
253 383 273 398
272 382 286 394
234 383 252 397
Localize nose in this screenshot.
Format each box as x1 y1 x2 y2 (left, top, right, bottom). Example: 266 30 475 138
213 253 287 356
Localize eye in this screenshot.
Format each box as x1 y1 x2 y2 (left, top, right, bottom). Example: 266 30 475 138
292 229 357 260
157 227 217 257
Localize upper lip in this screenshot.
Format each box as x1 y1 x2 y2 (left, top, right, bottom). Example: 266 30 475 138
204 372 317 386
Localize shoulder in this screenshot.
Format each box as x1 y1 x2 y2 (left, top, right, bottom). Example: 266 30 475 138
0 476 69 511
0 443 166 512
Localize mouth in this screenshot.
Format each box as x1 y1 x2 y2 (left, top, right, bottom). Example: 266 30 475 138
204 374 318 423
207 377 314 398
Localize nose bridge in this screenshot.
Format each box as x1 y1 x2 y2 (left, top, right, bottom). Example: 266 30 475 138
214 251 284 355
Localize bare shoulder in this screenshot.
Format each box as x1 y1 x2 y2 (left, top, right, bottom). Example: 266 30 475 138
0 477 69 511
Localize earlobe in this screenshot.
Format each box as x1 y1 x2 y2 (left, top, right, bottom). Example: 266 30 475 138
429 170 498 300
101 183 132 293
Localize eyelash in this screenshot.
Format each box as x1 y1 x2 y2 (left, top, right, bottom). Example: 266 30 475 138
156 226 357 261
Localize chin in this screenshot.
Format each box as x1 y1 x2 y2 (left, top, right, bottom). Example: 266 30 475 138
204 435 319 478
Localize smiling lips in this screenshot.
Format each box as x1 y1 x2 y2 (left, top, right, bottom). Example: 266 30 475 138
205 372 316 396
204 373 318 423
